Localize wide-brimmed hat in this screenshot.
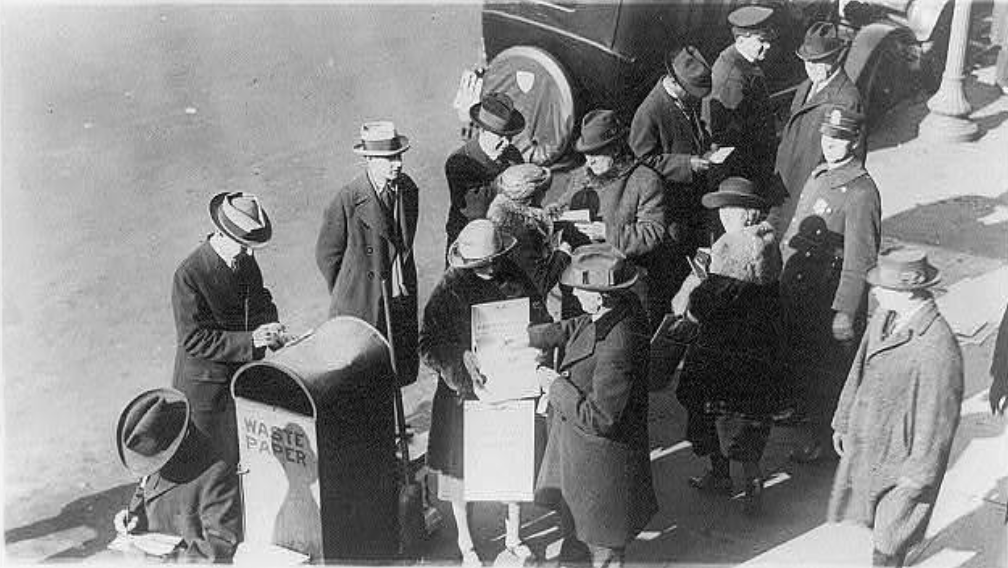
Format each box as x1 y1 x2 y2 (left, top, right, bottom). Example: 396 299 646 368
866 249 942 290
575 109 625 154
353 121 411 156
665 46 712 99
560 243 639 292
728 5 777 39
497 163 552 202
209 191 272 249
702 177 766 210
447 219 517 269
820 105 864 140
469 92 525 137
797 21 845 62
116 388 191 477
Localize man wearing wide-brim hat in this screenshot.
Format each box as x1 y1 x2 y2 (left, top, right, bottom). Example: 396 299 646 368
444 92 526 259
708 5 781 202
112 388 241 561
773 20 862 236
172 191 284 467
629 46 716 326
316 120 420 387
779 105 881 463
527 244 656 565
828 249 963 567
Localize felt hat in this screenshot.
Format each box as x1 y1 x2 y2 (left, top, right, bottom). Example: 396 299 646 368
797 21 845 62
209 191 272 249
116 388 191 477
559 243 639 292
820 105 865 140
575 109 625 154
665 46 713 99
497 163 552 202
702 176 766 209
866 249 942 290
353 120 411 156
447 219 517 269
728 5 776 38
469 92 526 137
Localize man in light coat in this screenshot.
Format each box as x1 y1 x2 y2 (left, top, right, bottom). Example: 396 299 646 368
829 249 963 567
316 121 419 385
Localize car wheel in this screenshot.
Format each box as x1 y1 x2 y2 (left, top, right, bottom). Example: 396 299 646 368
483 46 576 167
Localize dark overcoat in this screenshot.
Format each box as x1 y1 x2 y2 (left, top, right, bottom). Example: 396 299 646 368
828 300 963 555
708 45 778 200
773 71 862 234
316 172 419 384
445 139 523 249
779 160 880 419
126 428 241 562
171 240 278 465
528 298 657 548
420 260 550 478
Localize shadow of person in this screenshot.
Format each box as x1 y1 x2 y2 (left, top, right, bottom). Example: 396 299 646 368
4 483 137 560
271 422 322 560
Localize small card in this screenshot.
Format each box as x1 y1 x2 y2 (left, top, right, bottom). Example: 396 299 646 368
558 209 591 222
707 146 735 164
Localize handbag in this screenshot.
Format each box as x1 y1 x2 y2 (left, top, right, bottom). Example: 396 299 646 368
648 314 699 391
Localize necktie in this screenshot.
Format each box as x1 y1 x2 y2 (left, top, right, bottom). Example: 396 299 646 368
880 310 897 340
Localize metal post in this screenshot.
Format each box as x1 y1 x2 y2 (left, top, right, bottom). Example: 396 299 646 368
918 0 979 142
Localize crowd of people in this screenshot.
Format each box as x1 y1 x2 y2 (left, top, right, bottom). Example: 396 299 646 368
106 6 1001 567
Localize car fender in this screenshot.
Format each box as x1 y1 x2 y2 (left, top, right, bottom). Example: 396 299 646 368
844 21 918 86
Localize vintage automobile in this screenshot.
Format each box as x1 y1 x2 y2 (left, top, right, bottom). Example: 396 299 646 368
456 0 965 166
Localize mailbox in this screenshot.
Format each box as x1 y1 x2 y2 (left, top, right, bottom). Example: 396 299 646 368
231 316 399 561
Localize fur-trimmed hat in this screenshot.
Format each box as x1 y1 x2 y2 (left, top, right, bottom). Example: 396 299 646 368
709 221 782 285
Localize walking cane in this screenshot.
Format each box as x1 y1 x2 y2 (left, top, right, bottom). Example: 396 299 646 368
380 278 425 559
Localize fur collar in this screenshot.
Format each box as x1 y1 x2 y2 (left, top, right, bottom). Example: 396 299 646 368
709 221 782 285
487 195 552 237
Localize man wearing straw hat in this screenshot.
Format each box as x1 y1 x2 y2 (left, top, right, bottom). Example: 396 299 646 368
828 249 962 567
172 192 285 467
316 120 420 386
112 388 241 561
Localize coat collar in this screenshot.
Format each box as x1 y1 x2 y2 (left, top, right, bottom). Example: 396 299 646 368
560 315 596 369
867 300 941 359
812 159 868 188
350 173 395 243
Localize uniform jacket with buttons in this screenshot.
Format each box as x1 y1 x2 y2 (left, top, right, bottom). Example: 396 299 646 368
445 139 523 248
126 428 241 562
828 300 963 554
316 172 419 383
528 297 657 547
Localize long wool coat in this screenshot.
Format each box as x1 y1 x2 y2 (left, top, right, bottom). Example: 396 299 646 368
316 172 419 385
126 428 241 562
445 139 524 249
779 160 881 419
528 297 657 548
171 240 278 465
773 71 862 235
420 259 549 479
828 300 963 555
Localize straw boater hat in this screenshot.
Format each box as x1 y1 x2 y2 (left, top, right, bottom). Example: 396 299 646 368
353 120 410 156
665 46 712 99
560 243 638 292
209 191 272 249
797 21 846 62
469 92 526 137
116 388 191 477
866 249 942 291
447 219 517 269
702 177 766 210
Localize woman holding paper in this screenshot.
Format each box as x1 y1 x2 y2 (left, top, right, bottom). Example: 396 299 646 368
528 244 657 567
420 219 550 565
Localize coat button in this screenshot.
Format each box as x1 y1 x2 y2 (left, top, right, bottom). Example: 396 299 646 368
797 274 804 280
805 251 812 258
366 246 374 255
367 271 374 280
561 371 570 378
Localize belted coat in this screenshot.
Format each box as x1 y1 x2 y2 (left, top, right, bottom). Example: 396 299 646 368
772 71 862 234
316 172 419 384
528 297 657 548
828 300 963 555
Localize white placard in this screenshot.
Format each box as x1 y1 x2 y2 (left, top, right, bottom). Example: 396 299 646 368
471 298 539 402
463 400 536 502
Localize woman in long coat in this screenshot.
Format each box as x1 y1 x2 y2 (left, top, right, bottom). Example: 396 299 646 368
528 244 657 567
420 220 549 564
829 249 962 567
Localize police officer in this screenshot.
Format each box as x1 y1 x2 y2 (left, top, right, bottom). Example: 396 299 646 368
779 106 881 463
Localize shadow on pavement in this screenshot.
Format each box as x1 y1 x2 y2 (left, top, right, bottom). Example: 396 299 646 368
4 482 135 560
883 193 1008 260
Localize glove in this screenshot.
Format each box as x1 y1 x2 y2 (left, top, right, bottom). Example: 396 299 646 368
832 311 855 343
560 225 591 250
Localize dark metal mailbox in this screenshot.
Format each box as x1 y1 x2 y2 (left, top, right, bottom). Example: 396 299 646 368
231 316 399 562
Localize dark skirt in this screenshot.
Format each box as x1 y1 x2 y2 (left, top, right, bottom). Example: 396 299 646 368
426 380 467 479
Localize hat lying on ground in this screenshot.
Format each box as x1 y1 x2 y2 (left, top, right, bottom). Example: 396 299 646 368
210 191 272 249
117 388 191 477
797 21 845 62
665 46 712 99
448 219 517 269
560 243 638 292
866 248 942 290
575 109 624 154
702 177 766 210
470 92 525 137
820 106 864 140
353 120 410 156
497 163 552 202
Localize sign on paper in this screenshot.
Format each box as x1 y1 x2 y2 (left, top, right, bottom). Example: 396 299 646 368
471 298 540 403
